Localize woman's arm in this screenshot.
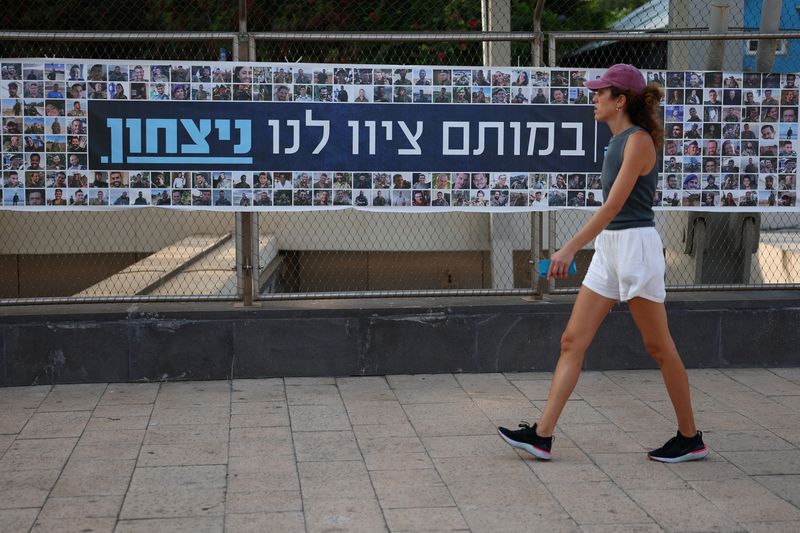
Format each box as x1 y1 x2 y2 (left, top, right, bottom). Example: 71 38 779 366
547 131 656 279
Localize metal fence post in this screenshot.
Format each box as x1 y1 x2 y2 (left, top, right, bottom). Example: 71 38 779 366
235 0 256 306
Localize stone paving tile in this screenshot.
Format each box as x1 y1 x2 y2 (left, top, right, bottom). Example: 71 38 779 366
336 376 397 402
772 395 800 410
547 481 651 525
689 478 800 523
0 435 14 457
85 414 150 432
603 370 674 402
144 424 228 445
702 428 796 452
138 442 228 467
50 459 136 497
127 464 226 492
370 468 455 509
0 508 39 533
18 411 91 439
285 384 343 406
472 398 541 428
225 511 305 533
753 474 800 508
0 468 61 509
231 378 286 403
769 368 800 382
626 487 745 532
356 433 433 471
230 400 289 427
114 516 224 533
0 437 77 471
455 372 530 400
558 423 647 453
93 403 153 418
37 494 123 519
422 434 512 458
155 381 230 407
30 516 116 533
228 426 294 457
383 506 469 532
297 460 376 501
284 377 335 386
1 371 800 532
70 441 142 462
0 385 50 409
364 451 434 472
589 452 688 490
97 382 159 406
687 369 753 395
393 386 472 404
352 421 418 440
771 428 800 447
225 490 302 514
148 405 230 427
289 403 352 432
511 377 563 401
121 466 227 519
387 374 460 389
459 506 578 533
344 399 410 426
37 383 106 412
719 450 800 475
532 399 609 425
120 488 226 519
592 399 674 433
721 368 800 396
227 456 299 493
402 401 497 436
579 524 663 533
525 446 612 484
0 409 35 435
741 521 800 533
303 497 387 533
665 455 749 482
294 429 362 462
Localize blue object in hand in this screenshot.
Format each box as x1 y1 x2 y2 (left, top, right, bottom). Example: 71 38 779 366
538 259 577 277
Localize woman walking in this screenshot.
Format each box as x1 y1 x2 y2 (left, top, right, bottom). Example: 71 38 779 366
498 64 709 463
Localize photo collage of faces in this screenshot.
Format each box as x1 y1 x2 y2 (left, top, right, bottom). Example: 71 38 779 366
660 70 797 208
1 60 797 209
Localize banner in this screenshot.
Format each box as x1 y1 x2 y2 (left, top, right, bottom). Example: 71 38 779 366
1 59 797 211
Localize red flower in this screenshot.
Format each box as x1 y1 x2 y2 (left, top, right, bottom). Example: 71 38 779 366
436 51 446 61
467 19 479 28
368 11 377 20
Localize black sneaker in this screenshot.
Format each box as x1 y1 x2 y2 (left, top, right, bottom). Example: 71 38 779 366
648 430 710 463
498 421 553 460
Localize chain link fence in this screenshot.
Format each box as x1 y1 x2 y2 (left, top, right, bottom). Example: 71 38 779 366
1 0 799 304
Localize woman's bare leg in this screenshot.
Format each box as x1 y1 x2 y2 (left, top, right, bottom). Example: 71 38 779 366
536 286 617 436
627 297 697 437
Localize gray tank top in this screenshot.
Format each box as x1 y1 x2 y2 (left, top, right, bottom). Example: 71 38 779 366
600 125 656 230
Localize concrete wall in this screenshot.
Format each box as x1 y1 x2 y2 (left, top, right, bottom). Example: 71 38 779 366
2 292 798 385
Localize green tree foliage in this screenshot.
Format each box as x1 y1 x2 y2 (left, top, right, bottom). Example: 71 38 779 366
1 0 649 64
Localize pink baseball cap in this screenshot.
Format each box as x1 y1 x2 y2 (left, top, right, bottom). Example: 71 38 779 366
584 64 646 95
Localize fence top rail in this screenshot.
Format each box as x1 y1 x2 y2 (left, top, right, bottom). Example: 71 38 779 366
549 30 800 42
0 30 541 43
3 30 798 44
0 31 238 41
249 31 540 42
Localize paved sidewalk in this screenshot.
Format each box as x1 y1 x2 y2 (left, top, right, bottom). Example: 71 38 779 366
1 368 800 532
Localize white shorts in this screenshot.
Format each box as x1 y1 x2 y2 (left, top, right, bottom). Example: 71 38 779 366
582 226 666 303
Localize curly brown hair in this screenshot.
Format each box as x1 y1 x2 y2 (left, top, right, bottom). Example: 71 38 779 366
610 83 664 151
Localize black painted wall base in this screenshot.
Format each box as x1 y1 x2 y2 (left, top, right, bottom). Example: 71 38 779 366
1 291 799 386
